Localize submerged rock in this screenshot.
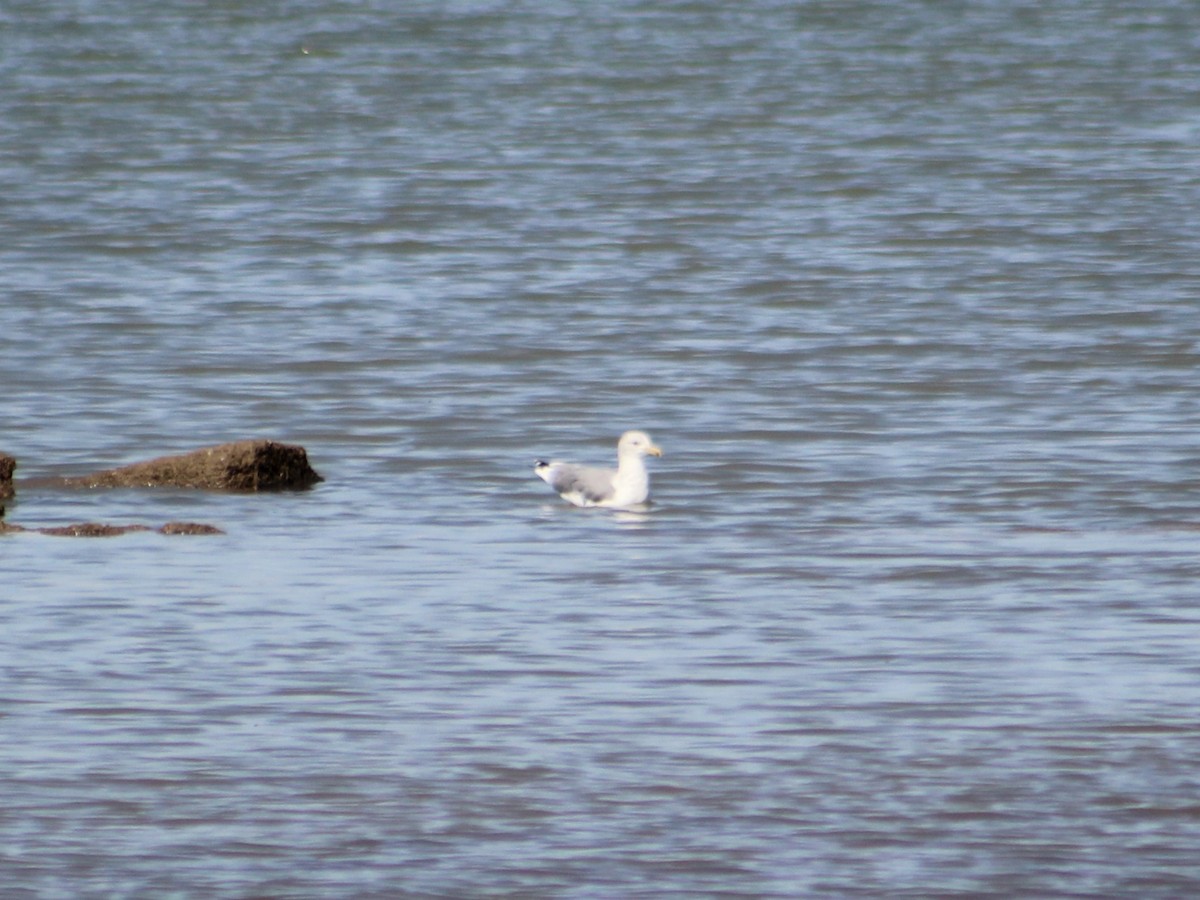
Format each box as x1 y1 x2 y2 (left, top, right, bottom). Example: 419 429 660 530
159 521 226 535
2 520 226 537
37 523 155 537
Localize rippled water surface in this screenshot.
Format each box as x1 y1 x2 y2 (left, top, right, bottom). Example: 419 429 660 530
4 1 1200 896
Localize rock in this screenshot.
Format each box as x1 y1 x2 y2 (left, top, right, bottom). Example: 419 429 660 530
59 440 322 492
37 523 155 537
0 441 316 535
1 520 225 537
159 521 226 535
0 453 14 500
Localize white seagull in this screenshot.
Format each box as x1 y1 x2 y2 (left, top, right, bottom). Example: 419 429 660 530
534 431 663 508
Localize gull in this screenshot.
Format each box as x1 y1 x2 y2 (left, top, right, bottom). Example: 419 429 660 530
534 431 662 508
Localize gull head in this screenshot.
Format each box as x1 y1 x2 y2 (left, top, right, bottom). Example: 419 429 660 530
618 430 662 459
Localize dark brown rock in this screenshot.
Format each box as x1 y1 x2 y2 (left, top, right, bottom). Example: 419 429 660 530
59 440 322 492
0 453 14 500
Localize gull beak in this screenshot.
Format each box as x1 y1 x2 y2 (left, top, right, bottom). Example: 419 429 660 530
648 444 663 458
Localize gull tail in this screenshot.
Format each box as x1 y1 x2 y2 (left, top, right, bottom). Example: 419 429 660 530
533 459 557 486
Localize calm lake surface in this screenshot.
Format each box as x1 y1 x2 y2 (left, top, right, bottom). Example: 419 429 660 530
4 1 1200 896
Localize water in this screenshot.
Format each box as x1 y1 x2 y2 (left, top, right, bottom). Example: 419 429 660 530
4 1 1200 896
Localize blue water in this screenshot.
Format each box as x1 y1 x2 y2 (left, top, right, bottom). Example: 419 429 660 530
4 1 1200 896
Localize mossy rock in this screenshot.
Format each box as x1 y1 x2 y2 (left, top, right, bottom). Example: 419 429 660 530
60 440 322 491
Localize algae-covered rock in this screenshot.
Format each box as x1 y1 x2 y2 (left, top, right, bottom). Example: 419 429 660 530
0 453 14 500
60 440 322 492
0 440 317 535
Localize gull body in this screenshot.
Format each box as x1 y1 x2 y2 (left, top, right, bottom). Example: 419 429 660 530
534 431 662 508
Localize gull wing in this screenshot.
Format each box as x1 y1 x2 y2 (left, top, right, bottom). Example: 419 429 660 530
536 461 616 505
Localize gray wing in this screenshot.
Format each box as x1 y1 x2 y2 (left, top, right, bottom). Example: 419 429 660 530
542 462 617 504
